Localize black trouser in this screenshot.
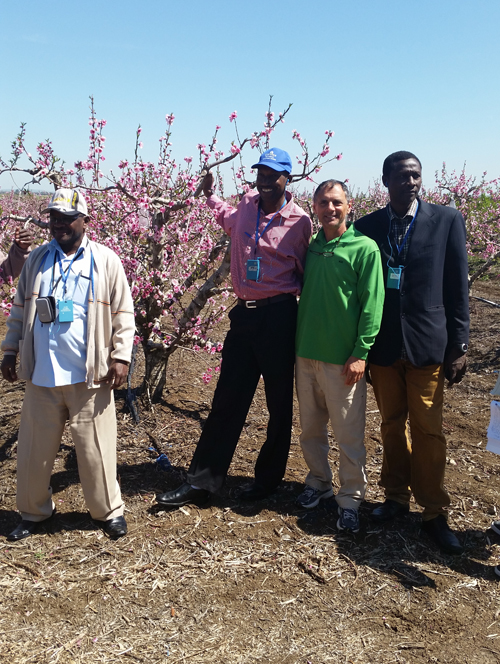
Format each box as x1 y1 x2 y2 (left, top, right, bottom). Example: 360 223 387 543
187 297 297 493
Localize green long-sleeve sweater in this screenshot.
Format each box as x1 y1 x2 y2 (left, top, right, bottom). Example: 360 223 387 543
296 225 385 365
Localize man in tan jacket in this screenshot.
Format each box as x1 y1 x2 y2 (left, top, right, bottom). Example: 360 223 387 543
1 189 135 541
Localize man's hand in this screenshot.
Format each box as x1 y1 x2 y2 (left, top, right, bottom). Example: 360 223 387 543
341 356 366 386
14 228 33 251
95 360 129 389
202 172 214 198
1 355 18 383
444 347 467 386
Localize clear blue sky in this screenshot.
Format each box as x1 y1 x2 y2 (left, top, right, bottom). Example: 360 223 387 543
1 0 499 194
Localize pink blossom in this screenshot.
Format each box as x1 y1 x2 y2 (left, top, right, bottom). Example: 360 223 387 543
229 111 238 122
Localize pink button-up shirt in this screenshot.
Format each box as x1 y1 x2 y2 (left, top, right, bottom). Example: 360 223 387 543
206 190 312 300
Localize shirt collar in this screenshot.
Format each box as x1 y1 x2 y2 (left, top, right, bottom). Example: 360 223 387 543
314 224 352 247
255 190 293 218
386 198 418 222
50 234 89 259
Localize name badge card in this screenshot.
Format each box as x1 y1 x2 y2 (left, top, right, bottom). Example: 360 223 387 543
246 259 261 281
58 299 74 322
387 267 402 290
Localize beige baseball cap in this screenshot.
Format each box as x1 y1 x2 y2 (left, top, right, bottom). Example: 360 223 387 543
41 188 88 216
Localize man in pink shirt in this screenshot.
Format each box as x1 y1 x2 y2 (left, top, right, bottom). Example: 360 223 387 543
157 148 312 507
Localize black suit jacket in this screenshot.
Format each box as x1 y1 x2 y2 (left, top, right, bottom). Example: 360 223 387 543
355 200 469 367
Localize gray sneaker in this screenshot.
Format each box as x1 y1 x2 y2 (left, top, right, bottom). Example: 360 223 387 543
337 507 360 533
296 485 334 509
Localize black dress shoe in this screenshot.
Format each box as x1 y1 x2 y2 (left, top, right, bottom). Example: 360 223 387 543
101 516 128 538
156 483 210 507
7 508 56 542
7 519 40 542
371 499 410 522
238 483 274 501
421 515 463 555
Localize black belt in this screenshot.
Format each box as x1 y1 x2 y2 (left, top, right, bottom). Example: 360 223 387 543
237 293 295 309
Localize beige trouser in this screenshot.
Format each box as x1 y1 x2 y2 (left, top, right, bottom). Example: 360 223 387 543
296 356 367 510
370 361 449 520
16 381 124 522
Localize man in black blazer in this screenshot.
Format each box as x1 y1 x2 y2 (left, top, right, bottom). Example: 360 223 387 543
355 151 469 555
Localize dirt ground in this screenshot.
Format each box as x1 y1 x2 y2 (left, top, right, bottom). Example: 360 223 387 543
1 281 500 664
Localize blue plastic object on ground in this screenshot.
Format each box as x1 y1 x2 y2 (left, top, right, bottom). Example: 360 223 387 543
156 453 172 471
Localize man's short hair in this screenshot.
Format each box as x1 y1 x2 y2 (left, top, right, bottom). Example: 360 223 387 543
313 179 350 203
382 151 422 181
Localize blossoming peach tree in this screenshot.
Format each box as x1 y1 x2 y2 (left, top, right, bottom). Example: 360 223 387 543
425 164 500 285
0 97 340 408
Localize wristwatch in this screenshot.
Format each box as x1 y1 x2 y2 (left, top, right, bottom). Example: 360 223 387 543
459 343 468 353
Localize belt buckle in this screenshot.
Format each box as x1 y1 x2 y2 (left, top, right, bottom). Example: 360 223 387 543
245 300 257 309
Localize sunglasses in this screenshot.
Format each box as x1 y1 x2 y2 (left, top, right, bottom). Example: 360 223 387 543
49 212 82 223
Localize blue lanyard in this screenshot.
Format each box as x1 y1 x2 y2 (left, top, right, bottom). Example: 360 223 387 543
53 247 84 298
388 201 419 257
245 199 286 256
50 246 94 301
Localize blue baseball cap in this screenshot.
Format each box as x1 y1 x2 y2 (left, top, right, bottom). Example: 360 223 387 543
251 147 292 174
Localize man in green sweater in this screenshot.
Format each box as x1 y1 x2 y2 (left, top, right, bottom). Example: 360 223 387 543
295 180 384 532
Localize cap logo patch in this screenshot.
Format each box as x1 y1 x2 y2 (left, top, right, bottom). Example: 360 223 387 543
52 194 74 207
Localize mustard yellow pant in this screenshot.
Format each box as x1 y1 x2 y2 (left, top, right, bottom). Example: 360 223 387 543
16 381 124 522
370 361 450 520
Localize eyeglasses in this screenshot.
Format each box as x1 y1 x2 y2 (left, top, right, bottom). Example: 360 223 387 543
308 250 336 257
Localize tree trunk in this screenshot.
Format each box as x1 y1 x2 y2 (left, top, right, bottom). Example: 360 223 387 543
142 343 170 408
468 251 500 288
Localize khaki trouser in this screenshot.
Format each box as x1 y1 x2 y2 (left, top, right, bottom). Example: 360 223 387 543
370 361 449 520
16 381 124 522
296 356 367 510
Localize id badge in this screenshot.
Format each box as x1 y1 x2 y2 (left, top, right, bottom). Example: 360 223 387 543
246 258 260 281
58 299 74 322
387 267 402 290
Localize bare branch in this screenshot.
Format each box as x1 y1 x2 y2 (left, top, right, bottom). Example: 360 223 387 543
0 215 49 229
176 241 232 333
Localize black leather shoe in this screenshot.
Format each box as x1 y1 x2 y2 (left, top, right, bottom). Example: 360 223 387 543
101 516 128 538
421 515 463 555
156 483 210 507
371 499 410 522
7 519 40 542
238 483 274 501
7 508 56 542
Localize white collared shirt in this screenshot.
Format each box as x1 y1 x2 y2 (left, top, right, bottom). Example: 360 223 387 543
31 236 92 387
